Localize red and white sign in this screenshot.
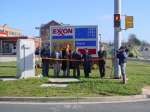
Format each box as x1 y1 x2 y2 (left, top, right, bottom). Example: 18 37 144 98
78 48 96 55
51 27 73 36
50 25 98 56
0 32 7 37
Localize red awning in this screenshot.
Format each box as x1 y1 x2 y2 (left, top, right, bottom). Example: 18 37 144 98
0 36 27 41
0 32 7 37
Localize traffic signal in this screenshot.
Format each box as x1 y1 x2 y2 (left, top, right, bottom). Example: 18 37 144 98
125 16 134 29
114 14 121 27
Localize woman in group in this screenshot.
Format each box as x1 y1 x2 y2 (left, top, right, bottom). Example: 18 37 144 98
61 44 72 77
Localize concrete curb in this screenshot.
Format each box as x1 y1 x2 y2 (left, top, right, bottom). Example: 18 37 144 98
128 58 150 63
0 95 149 102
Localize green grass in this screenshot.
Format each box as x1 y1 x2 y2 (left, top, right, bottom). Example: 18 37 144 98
0 60 150 97
0 62 16 77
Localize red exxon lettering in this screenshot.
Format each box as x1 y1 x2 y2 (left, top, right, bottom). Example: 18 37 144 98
53 28 73 36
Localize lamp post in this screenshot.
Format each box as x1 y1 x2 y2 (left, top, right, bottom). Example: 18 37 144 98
0 40 2 54
99 34 102 46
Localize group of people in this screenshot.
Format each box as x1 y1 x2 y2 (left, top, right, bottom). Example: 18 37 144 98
40 44 128 84
40 44 92 78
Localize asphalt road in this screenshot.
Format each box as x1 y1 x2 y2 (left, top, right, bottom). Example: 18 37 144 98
0 99 150 112
140 50 150 59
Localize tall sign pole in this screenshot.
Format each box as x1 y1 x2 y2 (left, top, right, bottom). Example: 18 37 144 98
114 0 122 78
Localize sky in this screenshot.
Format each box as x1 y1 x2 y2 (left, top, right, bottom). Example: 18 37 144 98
0 0 150 43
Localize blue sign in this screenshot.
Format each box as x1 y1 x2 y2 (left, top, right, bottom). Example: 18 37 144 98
75 41 96 47
75 28 96 39
52 35 73 39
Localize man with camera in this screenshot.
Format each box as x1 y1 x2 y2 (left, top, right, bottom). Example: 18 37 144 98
116 46 128 84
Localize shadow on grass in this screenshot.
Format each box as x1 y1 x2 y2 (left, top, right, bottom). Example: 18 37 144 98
129 64 150 67
0 76 16 78
0 65 16 68
80 77 122 84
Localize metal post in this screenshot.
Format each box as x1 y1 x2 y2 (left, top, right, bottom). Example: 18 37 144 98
23 45 26 78
0 40 2 54
114 0 122 78
49 27 52 55
99 34 101 46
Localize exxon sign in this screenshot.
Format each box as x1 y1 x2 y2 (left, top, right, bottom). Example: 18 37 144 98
51 26 74 39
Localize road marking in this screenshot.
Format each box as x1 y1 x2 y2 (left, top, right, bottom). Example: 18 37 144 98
0 99 150 105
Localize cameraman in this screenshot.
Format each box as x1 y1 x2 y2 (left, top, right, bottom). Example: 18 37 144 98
117 46 128 84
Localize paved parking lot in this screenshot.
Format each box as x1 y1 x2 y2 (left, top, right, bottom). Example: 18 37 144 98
0 55 16 62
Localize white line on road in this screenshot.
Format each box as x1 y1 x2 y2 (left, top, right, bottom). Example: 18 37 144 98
0 99 150 105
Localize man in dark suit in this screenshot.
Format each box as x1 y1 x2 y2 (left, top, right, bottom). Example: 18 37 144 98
82 48 92 78
98 45 107 78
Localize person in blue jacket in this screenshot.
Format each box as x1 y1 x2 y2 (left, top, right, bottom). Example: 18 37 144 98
117 46 128 84
40 45 50 77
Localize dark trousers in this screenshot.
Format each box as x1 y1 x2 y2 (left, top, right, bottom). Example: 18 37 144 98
66 60 70 77
84 70 89 78
99 63 105 78
42 60 49 77
53 62 61 77
83 66 90 78
73 65 80 78
63 61 70 77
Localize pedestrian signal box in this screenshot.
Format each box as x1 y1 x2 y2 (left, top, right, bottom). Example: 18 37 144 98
114 14 121 28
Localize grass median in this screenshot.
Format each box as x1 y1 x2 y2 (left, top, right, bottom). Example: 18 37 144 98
0 60 150 97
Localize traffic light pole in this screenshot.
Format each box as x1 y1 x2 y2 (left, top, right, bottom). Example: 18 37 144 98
114 0 122 78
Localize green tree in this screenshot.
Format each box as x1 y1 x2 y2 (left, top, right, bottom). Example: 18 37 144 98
128 34 141 46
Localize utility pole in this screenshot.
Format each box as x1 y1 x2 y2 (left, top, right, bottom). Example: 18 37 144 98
114 0 122 78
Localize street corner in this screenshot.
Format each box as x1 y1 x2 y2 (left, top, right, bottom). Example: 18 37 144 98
142 86 150 97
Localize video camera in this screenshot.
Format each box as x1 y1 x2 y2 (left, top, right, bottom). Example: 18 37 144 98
116 47 129 53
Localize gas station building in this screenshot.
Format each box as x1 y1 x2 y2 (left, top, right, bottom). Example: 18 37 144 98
0 24 41 55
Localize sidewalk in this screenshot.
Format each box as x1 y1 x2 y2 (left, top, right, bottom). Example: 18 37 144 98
0 55 16 62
